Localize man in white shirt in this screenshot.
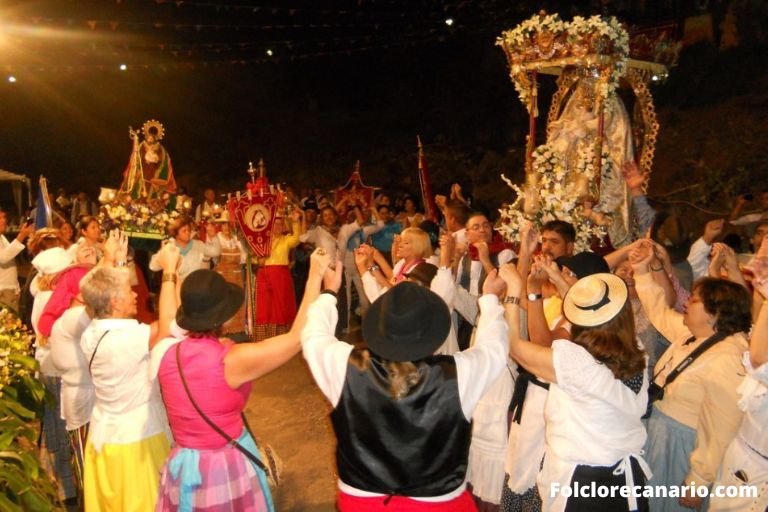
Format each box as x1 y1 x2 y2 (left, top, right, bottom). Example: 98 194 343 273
70 192 96 226
687 218 725 281
0 209 35 312
194 187 219 222
729 190 768 226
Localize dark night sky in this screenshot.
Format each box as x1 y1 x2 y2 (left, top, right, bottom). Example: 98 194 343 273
0 0 691 201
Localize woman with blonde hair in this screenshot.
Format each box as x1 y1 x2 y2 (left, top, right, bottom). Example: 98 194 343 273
359 227 434 303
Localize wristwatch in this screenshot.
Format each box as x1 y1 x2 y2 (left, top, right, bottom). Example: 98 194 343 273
527 293 542 301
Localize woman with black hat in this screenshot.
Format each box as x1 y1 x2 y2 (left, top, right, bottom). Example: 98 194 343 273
151 247 328 511
302 262 510 510
500 263 650 512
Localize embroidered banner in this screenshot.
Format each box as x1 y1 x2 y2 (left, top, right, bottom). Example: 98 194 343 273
229 190 279 258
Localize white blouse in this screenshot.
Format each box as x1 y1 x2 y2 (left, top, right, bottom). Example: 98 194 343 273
539 340 649 512
50 306 93 430
79 318 170 451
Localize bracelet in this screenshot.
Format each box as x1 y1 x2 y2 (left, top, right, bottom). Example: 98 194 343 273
321 289 338 299
650 265 664 272
368 264 380 274
502 296 520 305
162 273 177 284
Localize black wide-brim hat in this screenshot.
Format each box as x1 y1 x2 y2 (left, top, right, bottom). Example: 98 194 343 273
362 282 451 362
176 269 244 332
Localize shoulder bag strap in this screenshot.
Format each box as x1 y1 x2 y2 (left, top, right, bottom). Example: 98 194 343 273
88 330 111 374
656 330 728 390
174 343 268 473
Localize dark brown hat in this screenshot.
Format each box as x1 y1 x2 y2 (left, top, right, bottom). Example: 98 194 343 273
176 269 243 332
362 282 450 362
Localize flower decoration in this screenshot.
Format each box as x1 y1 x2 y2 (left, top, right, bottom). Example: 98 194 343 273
0 308 35 394
497 13 630 112
498 143 608 253
99 197 180 235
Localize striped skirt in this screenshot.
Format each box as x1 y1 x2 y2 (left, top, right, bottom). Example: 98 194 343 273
156 430 272 512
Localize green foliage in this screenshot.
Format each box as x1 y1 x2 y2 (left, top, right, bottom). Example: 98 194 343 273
0 308 61 510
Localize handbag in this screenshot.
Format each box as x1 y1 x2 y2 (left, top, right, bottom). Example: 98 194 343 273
175 343 283 489
643 331 727 419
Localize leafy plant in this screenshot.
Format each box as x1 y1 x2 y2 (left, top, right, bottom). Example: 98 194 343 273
0 308 60 511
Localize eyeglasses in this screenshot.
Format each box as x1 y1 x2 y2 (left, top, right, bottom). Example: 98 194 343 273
467 222 491 231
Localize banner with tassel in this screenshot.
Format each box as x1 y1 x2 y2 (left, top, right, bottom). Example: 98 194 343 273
35 175 52 229
417 136 439 222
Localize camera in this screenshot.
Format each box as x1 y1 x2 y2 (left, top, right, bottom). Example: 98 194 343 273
643 382 665 419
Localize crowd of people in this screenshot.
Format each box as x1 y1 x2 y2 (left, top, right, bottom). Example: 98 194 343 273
0 179 767 512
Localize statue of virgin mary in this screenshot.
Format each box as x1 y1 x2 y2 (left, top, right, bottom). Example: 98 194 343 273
547 76 633 247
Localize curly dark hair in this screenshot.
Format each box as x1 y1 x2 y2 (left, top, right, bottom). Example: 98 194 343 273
571 302 646 381
168 215 195 238
542 220 576 244
694 278 752 335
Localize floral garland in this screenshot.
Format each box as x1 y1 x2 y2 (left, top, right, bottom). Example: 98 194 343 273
498 144 607 253
99 200 180 235
497 13 566 110
497 13 629 112
568 15 629 104
499 12 567 52
0 308 35 393
574 144 612 191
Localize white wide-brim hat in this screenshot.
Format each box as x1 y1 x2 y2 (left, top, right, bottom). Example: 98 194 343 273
32 247 73 275
563 273 628 327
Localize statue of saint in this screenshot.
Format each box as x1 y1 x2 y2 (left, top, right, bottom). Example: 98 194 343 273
120 120 177 200
547 76 633 247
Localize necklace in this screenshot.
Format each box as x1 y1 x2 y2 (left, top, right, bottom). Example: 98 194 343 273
176 240 193 256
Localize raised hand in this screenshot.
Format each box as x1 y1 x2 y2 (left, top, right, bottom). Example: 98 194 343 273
156 239 181 273
703 219 725 245
499 262 523 291
628 239 655 274
622 160 647 193
439 233 455 268
323 261 344 293
527 257 550 292
309 247 332 280
103 229 128 264
482 268 507 298
519 220 539 256
708 243 727 278
354 245 373 270
474 240 490 261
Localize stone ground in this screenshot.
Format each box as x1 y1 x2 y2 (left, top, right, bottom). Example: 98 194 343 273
244 323 364 512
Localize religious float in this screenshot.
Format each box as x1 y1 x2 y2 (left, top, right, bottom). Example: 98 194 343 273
99 120 183 239
496 12 668 252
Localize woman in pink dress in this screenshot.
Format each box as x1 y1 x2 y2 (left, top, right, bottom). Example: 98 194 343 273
153 248 328 511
